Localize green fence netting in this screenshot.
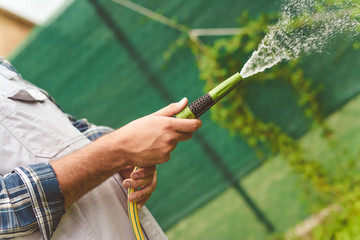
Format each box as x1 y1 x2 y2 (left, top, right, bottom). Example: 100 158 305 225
9 0 360 231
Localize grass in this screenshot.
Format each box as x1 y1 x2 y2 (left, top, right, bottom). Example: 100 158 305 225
165 93 360 240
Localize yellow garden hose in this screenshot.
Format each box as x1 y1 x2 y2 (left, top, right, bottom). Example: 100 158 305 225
128 166 145 240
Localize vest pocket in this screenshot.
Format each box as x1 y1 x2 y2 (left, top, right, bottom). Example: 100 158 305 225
1 90 88 159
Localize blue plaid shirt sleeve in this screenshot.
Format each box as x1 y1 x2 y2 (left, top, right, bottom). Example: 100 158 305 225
71 118 114 141
0 162 65 240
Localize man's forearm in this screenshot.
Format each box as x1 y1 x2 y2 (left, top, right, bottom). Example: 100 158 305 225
50 135 129 207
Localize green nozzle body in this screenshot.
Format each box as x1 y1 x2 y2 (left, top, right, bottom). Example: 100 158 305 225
175 72 243 119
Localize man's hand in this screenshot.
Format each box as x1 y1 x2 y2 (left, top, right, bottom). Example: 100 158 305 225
122 166 157 209
117 98 201 208
109 98 202 167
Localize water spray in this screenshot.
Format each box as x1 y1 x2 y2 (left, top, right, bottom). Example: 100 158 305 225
128 72 243 240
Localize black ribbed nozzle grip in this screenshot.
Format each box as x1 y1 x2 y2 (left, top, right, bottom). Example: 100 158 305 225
188 93 215 118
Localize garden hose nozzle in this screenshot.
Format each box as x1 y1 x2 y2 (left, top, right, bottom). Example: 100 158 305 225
129 72 243 240
175 72 243 119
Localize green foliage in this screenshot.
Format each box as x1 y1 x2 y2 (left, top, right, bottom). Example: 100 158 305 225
187 12 334 198
164 5 360 239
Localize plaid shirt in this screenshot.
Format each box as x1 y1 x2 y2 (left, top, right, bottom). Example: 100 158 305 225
0 57 113 239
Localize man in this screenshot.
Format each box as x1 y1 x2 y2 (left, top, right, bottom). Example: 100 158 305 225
0 57 202 239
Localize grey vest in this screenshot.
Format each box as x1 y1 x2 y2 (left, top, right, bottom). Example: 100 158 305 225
0 65 167 240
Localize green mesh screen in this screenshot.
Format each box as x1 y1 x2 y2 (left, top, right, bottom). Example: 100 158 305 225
10 0 360 230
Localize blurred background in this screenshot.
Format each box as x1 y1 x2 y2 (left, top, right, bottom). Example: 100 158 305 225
1 0 360 239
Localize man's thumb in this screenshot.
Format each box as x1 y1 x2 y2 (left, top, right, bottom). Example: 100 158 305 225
152 98 188 117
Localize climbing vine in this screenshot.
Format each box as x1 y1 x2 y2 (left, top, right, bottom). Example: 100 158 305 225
196 13 342 208
166 12 334 195
164 7 360 239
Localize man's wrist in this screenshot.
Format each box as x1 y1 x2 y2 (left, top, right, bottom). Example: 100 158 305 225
50 134 130 207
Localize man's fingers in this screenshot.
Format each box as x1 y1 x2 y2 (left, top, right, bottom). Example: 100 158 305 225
179 132 194 142
170 118 202 133
130 166 156 179
123 176 152 190
136 195 151 210
123 169 157 190
177 119 202 133
152 98 188 117
170 132 194 143
127 173 157 203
